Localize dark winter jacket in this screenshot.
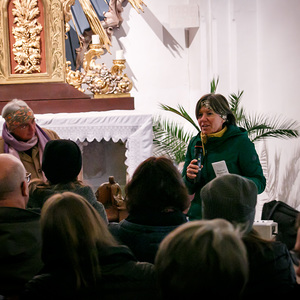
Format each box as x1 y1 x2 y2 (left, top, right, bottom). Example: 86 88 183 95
27 184 108 223
182 125 266 220
242 237 297 299
20 245 158 300
0 207 43 296
109 209 188 263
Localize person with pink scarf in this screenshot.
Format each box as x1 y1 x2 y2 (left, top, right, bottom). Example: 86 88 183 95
0 99 59 181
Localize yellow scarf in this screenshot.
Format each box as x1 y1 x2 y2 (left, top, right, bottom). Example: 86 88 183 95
200 126 227 154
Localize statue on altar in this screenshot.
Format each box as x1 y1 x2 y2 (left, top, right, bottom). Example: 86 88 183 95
95 175 128 222
0 0 146 86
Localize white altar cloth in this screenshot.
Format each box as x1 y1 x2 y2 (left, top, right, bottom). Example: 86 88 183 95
0 110 153 178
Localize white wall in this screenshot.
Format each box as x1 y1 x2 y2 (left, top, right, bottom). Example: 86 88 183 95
99 0 300 211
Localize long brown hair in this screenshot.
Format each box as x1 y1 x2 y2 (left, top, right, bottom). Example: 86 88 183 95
40 192 117 289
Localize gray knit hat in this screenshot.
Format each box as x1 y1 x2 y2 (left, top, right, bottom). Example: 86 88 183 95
201 174 258 232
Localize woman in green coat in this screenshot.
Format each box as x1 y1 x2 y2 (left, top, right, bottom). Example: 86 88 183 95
182 93 266 220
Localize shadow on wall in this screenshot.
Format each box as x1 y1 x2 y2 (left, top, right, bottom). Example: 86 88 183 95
141 7 183 56
258 140 300 212
113 23 137 91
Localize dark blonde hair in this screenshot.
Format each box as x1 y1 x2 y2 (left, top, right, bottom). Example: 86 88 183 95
125 156 190 213
40 192 117 289
155 219 248 299
195 93 236 127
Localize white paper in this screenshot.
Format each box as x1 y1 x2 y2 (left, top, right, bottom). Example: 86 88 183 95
212 160 229 177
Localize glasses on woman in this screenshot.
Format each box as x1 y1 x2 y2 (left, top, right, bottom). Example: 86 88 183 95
25 172 31 183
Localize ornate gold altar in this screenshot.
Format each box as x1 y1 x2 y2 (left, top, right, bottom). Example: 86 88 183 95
0 0 66 84
0 0 146 113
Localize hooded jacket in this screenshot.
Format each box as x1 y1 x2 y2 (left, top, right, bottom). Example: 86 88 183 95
182 125 266 220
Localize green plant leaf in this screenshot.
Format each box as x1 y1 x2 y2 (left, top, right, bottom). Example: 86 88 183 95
153 116 194 164
154 78 299 166
159 103 200 132
238 113 299 142
210 76 219 93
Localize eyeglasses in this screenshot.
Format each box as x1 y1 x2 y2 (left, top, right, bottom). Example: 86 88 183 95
25 172 31 183
18 119 36 130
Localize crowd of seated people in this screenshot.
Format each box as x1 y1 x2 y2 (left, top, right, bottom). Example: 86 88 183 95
21 192 157 300
1 148 300 299
0 100 299 299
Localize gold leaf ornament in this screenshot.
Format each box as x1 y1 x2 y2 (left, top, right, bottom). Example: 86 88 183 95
12 0 42 74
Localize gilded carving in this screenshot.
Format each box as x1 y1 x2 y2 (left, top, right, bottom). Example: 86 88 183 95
12 0 42 74
77 0 111 53
81 45 132 96
66 61 84 92
61 0 75 36
0 8 4 79
49 0 65 80
0 0 65 83
127 0 146 13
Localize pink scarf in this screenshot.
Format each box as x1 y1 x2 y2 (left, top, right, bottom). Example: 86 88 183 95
2 123 51 168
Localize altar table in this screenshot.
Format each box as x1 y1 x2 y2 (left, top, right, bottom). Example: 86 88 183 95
0 110 153 179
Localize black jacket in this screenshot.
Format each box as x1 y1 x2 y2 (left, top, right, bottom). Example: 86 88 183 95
21 245 158 300
0 207 43 296
242 238 297 299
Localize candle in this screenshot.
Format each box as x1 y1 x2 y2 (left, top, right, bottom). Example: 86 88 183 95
92 35 100 45
116 50 124 60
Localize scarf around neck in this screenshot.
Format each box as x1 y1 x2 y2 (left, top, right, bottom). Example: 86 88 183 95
2 122 51 165
200 126 227 153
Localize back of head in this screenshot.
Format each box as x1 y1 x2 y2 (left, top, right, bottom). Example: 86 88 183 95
155 219 248 299
0 153 27 207
42 139 82 184
1 99 34 132
125 156 189 213
41 192 117 288
201 174 258 232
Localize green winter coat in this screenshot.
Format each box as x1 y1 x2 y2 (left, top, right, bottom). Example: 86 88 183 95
182 125 266 220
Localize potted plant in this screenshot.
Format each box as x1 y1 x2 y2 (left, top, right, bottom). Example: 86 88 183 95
153 78 299 164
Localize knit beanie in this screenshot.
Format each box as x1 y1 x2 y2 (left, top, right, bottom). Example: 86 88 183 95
201 174 258 232
3 105 34 132
42 139 82 184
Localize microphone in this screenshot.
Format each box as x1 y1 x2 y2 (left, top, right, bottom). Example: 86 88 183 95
194 141 203 184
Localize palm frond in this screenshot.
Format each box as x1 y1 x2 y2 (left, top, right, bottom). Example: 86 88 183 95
210 76 219 93
278 148 300 208
239 113 299 142
153 117 193 164
159 103 200 132
155 78 299 165
228 90 245 123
